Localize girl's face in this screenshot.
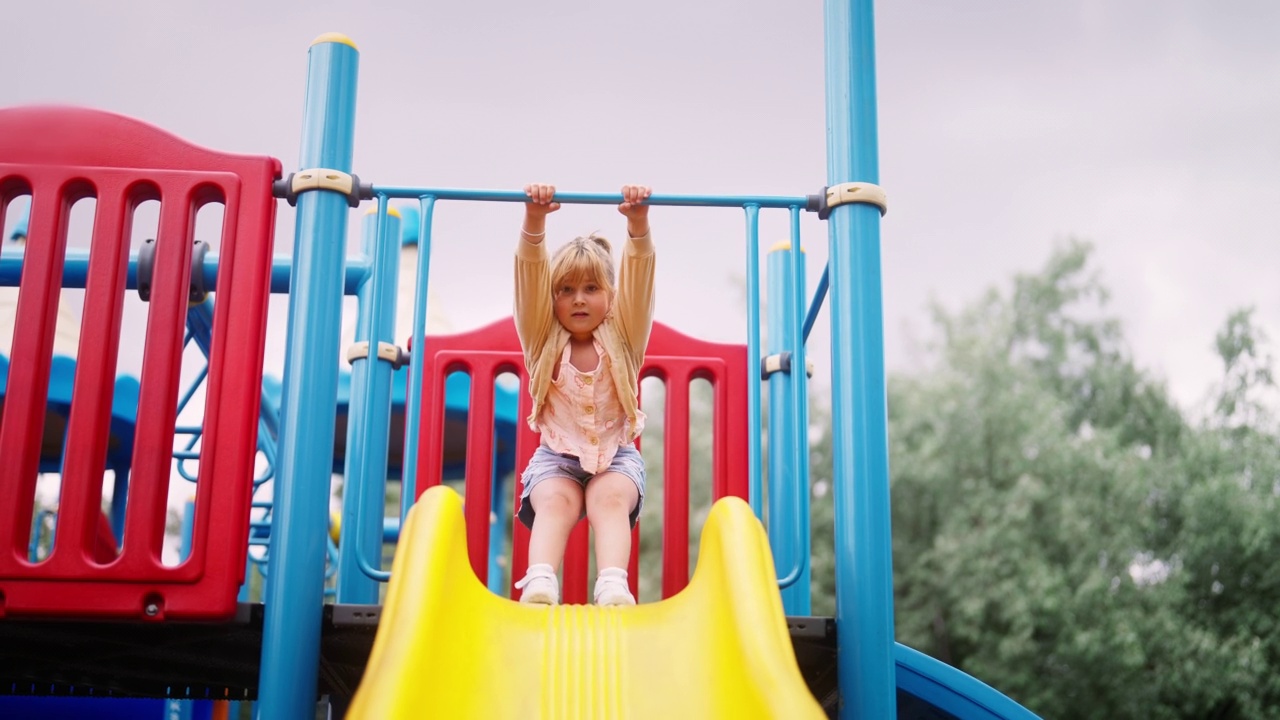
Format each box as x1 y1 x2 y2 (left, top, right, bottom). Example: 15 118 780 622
553 275 611 341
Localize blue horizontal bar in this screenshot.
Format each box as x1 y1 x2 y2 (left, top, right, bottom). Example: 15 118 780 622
0 250 371 295
372 186 814 211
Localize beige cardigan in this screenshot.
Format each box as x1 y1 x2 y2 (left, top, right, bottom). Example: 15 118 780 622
513 232 655 439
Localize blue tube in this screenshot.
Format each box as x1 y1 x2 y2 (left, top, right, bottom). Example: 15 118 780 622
488 447 507 595
257 33 360 720
765 232 811 613
336 208 400 600
352 197 399 583
802 264 830 344
0 250 371 295
372 186 811 210
179 498 195 563
824 1 896 717
783 206 812 592
400 194 436 521
28 509 55 562
743 205 764 517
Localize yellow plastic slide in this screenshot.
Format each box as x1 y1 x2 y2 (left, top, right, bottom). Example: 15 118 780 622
347 485 824 719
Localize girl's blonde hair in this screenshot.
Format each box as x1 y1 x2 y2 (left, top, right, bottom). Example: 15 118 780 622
549 233 616 296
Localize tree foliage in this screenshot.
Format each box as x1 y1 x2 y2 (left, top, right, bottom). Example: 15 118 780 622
808 241 1280 718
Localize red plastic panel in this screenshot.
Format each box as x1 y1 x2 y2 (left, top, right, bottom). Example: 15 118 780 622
414 318 747 602
0 106 280 619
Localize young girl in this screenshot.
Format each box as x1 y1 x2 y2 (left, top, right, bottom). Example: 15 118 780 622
512 183 655 607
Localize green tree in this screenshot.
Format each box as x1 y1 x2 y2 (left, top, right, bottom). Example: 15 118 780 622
809 241 1280 718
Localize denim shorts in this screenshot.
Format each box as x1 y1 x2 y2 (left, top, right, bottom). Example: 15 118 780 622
517 444 646 529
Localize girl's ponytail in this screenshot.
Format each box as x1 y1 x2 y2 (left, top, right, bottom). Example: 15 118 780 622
588 234 612 255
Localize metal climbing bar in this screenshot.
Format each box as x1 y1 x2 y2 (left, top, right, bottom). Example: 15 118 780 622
401 195 435 521
372 185 812 210
742 204 765 516
380 186 800 517
337 205 403 598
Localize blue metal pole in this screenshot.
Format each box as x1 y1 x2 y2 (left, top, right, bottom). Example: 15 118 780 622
488 446 507 595
824 1 895 717
109 467 128 545
336 223 373 600
776 209 816 603
765 242 792 543
400 195 436 520
784 207 812 596
336 207 400 601
354 197 400 581
372 186 810 209
179 498 195 563
0 250 371 295
257 33 359 720
802 264 830 344
766 240 811 614
743 205 764 517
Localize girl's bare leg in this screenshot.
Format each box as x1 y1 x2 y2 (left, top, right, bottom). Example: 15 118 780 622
585 472 640 570
527 476 584 569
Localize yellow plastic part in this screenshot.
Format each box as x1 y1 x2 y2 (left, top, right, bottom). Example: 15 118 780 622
347 486 824 719
311 32 359 50
768 240 806 254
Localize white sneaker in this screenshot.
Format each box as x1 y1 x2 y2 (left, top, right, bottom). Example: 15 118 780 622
593 567 636 607
515 563 559 605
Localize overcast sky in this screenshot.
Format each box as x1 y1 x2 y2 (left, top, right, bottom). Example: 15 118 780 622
4 0 1279 415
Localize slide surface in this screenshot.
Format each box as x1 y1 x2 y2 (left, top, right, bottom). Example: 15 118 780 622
348 486 824 719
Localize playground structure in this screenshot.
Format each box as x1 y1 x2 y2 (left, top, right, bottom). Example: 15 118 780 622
0 3 1043 719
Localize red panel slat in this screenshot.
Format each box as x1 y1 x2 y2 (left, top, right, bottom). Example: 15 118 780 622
463 358 496 582
53 179 131 564
562 522 590 604
0 183 68 558
121 190 195 565
0 106 279 619
661 366 691 598
417 355 448 492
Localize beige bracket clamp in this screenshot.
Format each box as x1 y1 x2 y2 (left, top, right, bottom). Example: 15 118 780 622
272 167 372 208
347 341 410 370
761 352 815 380
813 182 887 219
